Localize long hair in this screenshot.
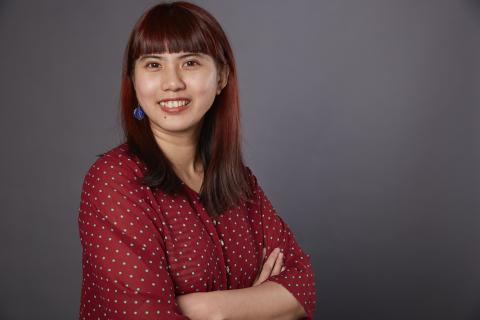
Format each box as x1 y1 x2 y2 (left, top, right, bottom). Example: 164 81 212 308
119 1 253 217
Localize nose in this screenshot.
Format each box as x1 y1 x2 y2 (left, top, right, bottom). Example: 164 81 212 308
161 66 186 91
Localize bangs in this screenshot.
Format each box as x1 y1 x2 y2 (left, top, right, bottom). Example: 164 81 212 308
129 4 221 72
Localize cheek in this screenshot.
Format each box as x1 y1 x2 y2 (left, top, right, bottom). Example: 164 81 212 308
135 76 158 98
189 71 217 96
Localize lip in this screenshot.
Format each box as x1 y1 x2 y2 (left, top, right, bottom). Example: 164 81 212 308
159 100 191 114
158 97 191 103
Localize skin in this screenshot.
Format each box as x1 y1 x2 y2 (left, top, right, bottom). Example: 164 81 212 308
252 247 286 287
132 51 229 189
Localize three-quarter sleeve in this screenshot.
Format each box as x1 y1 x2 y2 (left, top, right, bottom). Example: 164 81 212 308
77 155 190 319
247 167 317 320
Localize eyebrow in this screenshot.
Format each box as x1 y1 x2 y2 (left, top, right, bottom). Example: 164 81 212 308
138 53 204 61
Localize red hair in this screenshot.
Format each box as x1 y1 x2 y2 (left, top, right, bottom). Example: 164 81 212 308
119 1 253 217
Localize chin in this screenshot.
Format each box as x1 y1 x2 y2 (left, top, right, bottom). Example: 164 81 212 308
157 119 201 133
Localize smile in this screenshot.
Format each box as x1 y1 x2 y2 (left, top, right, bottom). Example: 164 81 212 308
158 100 191 114
159 100 190 108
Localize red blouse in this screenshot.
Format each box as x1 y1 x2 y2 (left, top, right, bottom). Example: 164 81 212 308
77 143 317 319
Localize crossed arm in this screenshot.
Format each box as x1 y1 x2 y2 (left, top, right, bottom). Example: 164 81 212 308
177 280 306 320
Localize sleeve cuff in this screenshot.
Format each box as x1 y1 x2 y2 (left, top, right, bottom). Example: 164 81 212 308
267 269 316 320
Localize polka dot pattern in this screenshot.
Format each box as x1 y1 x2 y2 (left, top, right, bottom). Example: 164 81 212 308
77 143 317 319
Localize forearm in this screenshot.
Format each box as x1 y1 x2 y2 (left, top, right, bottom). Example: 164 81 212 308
209 281 306 320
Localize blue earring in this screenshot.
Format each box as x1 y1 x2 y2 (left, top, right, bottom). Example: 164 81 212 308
133 105 145 120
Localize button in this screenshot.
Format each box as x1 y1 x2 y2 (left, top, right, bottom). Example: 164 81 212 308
220 239 225 246
212 219 217 225
226 266 230 274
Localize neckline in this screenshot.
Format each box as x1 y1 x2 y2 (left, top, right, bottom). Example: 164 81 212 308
181 181 200 196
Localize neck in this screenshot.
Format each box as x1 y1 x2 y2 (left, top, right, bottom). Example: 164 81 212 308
149 121 203 179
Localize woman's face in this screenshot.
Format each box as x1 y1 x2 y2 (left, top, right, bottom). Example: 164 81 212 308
133 51 228 136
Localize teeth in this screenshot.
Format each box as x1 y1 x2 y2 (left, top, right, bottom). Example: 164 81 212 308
160 100 190 108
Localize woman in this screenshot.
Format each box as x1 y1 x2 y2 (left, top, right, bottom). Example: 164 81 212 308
77 2 316 319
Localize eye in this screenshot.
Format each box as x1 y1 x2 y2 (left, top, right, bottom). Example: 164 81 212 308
184 60 200 68
146 62 160 69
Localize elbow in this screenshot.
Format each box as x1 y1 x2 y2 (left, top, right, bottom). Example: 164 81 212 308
294 302 308 319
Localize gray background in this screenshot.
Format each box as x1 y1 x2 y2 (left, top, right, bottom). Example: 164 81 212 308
0 0 478 319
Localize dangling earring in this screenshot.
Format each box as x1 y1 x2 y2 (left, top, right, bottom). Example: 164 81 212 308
133 105 145 120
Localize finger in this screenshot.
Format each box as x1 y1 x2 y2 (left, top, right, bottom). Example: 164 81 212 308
257 248 280 282
271 251 283 276
253 247 269 285
253 247 281 286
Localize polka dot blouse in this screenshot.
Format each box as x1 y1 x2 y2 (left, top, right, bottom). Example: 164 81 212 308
77 143 317 319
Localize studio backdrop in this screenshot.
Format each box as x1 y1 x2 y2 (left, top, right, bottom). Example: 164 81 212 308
0 1 478 319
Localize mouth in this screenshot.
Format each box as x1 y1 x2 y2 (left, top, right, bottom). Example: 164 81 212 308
158 99 191 114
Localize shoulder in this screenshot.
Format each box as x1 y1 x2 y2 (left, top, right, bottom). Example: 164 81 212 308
78 144 158 230
244 165 262 200
244 165 257 186
81 142 147 192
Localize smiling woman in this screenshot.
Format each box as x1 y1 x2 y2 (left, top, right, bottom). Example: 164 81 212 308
77 1 317 319
119 1 245 214
132 51 228 137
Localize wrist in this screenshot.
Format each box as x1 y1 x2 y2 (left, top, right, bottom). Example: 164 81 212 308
206 290 228 320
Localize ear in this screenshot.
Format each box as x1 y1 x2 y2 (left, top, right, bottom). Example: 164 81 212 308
217 64 229 95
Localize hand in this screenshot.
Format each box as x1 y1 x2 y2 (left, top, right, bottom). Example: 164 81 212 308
252 247 285 287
